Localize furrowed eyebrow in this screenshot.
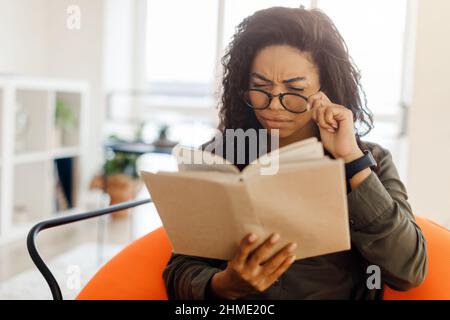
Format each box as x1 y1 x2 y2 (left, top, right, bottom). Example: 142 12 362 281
251 72 306 84
251 72 272 82
282 76 306 84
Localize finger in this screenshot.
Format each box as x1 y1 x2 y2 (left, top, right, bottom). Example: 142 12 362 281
324 107 338 129
247 233 280 269
323 102 354 125
307 91 330 111
235 233 258 266
309 96 322 122
317 105 335 132
308 91 326 104
266 254 296 285
308 93 321 113
260 242 297 276
318 91 331 103
333 105 353 122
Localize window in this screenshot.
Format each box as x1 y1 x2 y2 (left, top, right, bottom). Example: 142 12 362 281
144 1 408 114
318 0 408 128
144 0 302 100
222 0 302 48
142 0 411 175
316 0 410 177
145 0 219 97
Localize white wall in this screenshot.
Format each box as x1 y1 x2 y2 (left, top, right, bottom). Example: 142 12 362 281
103 0 135 91
0 0 148 192
0 0 106 185
407 0 450 226
45 0 106 180
0 0 50 75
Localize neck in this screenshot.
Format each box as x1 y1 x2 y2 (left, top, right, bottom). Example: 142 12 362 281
278 120 319 148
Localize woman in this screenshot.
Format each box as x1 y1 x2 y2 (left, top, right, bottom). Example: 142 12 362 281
163 6 427 300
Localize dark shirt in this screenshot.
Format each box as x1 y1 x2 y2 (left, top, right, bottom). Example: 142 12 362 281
162 138 427 300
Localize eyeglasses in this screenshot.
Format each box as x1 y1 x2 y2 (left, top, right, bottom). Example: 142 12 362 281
242 88 320 114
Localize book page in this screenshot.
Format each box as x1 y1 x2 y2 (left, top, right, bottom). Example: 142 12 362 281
153 170 241 184
242 159 350 260
141 170 263 260
276 136 318 154
253 142 324 165
243 139 325 177
141 157 350 261
241 157 332 180
172 144 240 175
172 137 323 176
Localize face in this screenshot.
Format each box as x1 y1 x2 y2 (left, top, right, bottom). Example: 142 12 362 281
248 45 321 139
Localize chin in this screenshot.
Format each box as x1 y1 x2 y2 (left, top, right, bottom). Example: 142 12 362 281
266 127 296 138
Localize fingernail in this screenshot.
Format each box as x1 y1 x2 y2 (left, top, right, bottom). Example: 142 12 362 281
289 255 296 263
327 128 335 133
270 233 280 243
288 243 297 252
248 233 257 242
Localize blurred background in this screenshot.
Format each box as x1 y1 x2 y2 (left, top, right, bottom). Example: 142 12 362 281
0 0 448 299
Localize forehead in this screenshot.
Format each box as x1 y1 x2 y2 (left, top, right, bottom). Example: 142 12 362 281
250 45 318 81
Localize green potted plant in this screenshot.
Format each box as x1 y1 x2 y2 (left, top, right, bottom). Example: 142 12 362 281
55 99 77 147
90 136 142 218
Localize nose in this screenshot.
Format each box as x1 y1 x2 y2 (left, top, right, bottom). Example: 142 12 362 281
268 92 284 111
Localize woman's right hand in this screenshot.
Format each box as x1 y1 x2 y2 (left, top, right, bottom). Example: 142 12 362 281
209 233 297 300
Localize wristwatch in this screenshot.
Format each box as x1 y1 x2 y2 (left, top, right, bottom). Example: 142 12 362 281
345 150 377 181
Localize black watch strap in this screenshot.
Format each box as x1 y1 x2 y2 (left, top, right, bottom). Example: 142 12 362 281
345 150 377 181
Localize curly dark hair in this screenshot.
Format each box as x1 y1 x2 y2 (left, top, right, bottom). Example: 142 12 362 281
217 6 375 158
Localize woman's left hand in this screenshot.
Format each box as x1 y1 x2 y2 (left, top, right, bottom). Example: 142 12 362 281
308 91 363 163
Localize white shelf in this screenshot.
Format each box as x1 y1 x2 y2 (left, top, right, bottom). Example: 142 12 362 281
13 147 81 165
0 88 3 160
14 89 50 155
0 76 89 243
0 76 88 93
53 147 81 159
12 160 52 227
14 151 49 165
54 92 82 149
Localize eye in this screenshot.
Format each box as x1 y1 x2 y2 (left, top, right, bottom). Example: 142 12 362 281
252 83 269 88
287 86 305 92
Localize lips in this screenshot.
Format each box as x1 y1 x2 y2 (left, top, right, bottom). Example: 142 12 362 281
261 116 293 128
262 116 293 122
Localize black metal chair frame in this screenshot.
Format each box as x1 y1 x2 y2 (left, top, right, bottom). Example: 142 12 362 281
26 198 152 300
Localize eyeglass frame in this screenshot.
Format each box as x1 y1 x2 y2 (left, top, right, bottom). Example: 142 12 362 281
242 87 322 114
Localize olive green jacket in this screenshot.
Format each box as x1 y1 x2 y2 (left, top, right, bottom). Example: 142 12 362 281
162 141 427 299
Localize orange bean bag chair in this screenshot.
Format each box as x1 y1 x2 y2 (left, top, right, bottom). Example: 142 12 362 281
77 216 450 300
77 227 171 300
383 216 450 299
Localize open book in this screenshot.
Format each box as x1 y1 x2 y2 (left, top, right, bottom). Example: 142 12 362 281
141 137 350 261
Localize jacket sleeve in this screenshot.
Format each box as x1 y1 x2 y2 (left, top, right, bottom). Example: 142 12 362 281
162 252 226 300
347 146 427 291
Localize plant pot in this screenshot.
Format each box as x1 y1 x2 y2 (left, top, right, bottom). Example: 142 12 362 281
90 174 143 218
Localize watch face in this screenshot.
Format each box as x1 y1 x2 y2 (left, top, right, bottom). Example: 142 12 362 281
366 150 377 167
345 150 376 180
